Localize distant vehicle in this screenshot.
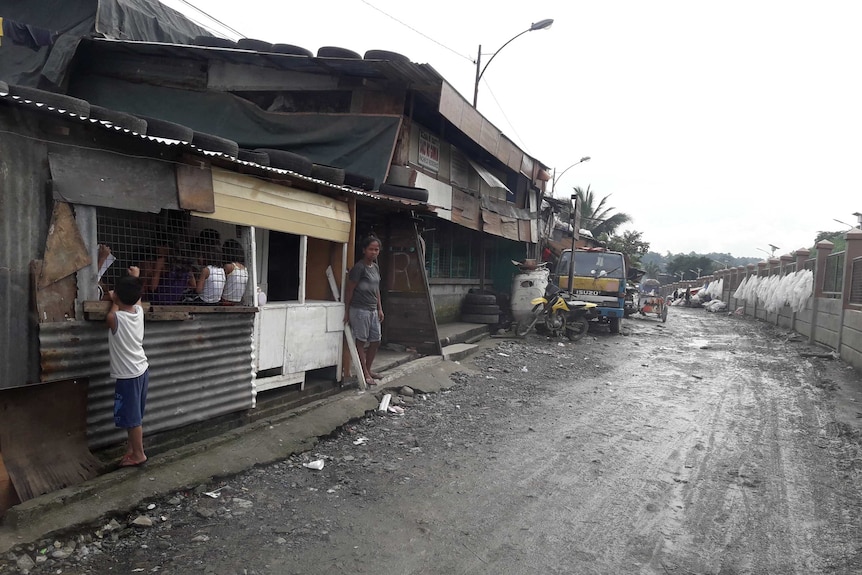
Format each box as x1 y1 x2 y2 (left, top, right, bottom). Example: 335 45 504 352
553 247 627 333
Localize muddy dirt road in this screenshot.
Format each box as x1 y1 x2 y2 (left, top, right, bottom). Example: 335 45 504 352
4 308 862 574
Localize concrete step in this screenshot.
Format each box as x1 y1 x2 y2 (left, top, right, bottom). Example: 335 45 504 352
442 343 479 361
438 322 490 347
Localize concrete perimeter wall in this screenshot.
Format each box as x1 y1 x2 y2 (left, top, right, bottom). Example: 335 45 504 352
668 233 862 375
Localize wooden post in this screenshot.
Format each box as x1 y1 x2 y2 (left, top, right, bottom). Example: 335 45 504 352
327 266 366 391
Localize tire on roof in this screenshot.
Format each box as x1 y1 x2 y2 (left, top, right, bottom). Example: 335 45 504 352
192 131 239 158
237 38 273 52
255 148 313 175
138 116 194 142
238 149 270 166
378 183 429 202
344 171 375 191
193 35 237 49
363 49 410 64
272 44 313 57
317 46 361 59
89 105 148 134
311 164 345 186
8 85 90 117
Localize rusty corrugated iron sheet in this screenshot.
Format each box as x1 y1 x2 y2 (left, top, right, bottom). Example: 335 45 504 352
0 106 51 389
39 314 255 450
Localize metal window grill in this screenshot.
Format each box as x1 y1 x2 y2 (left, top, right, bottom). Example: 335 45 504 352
850 257 862 305
96 208 249 304
424 222 481 280
823 251 845 296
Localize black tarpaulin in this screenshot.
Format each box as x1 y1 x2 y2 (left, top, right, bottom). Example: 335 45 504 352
70 76 400 188
0 0 207 88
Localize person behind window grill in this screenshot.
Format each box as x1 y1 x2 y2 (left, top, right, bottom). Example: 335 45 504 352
144 238 194 305
189 240 226 304
221 239 249 305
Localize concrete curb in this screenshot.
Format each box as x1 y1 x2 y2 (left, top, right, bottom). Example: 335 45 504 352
0 353 475 554
0 391 377 553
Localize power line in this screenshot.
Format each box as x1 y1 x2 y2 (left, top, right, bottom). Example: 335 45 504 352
482 81 532 156
358 0 473 63
176 0 246 39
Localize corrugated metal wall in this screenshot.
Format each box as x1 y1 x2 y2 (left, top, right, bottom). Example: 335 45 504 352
40 314 255 450
0 108 52 388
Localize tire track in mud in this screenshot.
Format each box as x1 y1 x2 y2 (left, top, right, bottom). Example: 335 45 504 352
16 309 862 575
429 310 862 574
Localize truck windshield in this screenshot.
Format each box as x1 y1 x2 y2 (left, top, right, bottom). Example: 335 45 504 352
558 251 625 279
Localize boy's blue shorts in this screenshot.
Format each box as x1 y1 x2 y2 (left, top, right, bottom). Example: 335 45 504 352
114 369 149 428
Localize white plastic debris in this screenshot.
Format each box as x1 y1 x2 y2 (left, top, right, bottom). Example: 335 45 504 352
498 352 510 357
203 486 228 499
520 366 529 372
353 437 369 446
388 405 405 414
378 393 392 413
303 460 325 470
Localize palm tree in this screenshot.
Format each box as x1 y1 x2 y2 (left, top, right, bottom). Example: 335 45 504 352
573 185 632 238
644 261 662 279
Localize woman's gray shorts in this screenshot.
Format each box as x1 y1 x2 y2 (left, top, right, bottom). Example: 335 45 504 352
349 307 381 343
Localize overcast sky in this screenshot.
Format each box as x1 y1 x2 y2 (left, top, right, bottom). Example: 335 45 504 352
161 0 859 258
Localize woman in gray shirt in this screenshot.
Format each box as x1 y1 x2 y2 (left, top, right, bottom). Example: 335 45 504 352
344 236 385 386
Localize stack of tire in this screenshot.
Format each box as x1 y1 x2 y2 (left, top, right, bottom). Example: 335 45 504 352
461 290 501 324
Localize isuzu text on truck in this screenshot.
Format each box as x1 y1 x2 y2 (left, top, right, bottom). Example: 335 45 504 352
554 247 627 333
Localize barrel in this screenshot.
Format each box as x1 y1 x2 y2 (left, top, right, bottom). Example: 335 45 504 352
511 268 549 324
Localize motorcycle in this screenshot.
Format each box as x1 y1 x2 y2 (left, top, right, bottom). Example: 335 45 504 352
516 283 597 341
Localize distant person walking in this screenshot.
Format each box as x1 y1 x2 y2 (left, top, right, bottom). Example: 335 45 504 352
344 236 385 387
105 266 149 467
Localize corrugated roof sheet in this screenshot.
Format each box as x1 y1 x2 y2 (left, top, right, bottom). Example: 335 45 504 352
0 86 434 211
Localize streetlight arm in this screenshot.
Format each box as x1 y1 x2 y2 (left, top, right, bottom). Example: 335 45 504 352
477 29 531 84
473 18 553 107
551 156 590 196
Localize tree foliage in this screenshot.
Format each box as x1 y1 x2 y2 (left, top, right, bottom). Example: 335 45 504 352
812 230 847 252
573 185 632 238
643 260 662 278
665 254 715 280
606 229 650 267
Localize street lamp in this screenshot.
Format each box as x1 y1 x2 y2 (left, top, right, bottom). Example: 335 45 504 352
835 214 862 229
756 245 779 257
551 156 591 197
473 18 554 108
689 268 702 278
711 258 729 269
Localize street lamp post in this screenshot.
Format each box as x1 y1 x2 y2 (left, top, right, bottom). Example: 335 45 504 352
473 18 554 108
835 214 862 229
551 156 591 197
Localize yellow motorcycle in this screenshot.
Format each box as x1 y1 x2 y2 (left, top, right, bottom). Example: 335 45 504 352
516 283 597 341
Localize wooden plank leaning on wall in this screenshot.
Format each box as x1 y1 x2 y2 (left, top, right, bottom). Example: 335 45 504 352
342 196 358 381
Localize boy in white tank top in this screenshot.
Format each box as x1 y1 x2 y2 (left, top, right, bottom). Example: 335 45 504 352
106 266 149 467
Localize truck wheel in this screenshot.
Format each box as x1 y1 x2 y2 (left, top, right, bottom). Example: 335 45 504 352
609 316 621 334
